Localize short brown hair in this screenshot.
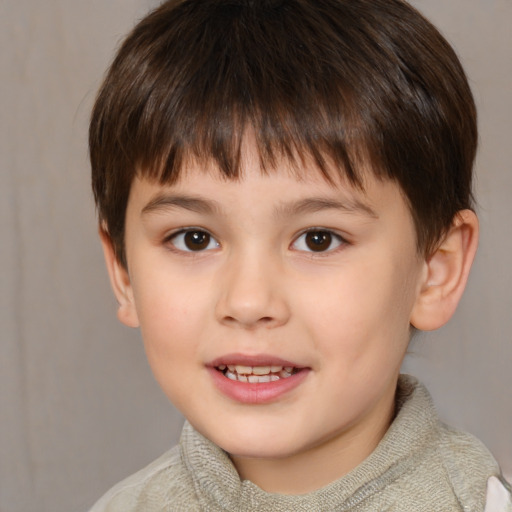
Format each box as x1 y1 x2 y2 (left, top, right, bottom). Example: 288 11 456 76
90 0 477 267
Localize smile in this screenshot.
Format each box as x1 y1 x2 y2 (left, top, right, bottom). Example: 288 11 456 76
217 364 298 383
208 355 309 403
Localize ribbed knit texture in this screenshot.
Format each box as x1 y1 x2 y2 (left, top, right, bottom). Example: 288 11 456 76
90 375 500 511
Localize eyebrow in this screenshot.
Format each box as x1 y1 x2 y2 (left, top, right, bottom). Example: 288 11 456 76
275 197 378 219
141 194 220 216
141 193 378 219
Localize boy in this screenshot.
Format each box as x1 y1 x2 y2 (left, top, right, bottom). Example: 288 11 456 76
89 0 511 510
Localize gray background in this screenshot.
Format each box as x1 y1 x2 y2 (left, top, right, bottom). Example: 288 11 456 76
0 1 510 511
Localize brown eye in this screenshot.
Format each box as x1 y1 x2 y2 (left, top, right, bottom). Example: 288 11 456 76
292 230 344 253
170 230 219 252
184 231 210 250
305 231 333 252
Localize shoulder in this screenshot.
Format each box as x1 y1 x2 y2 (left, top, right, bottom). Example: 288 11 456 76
436 421 502 510
437 421 499 473
389 376 505 511
88 444 200 512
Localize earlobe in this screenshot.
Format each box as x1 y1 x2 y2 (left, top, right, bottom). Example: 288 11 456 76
99 228 140 328
410 210 479 331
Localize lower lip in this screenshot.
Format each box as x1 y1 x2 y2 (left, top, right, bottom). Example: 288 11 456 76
207 367 310 404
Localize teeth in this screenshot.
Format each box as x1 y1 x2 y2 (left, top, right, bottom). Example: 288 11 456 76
247 374 272 383
234 365 252 375
219 364 298 383
223 365 285 376
251 366 271 375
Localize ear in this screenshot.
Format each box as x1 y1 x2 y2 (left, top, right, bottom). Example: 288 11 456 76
99 228 140 328
410 210 479 331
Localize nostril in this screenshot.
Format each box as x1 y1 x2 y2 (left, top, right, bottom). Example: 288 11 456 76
215 284 290 328
221 314 279 328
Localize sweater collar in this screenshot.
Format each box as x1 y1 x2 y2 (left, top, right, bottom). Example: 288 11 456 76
180 374 439 511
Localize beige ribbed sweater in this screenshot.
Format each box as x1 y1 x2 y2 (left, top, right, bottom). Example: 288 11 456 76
89 375 501 511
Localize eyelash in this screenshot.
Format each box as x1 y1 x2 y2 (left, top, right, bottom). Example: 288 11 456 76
165 228 220 253
164 228 348 255
291 229 347 255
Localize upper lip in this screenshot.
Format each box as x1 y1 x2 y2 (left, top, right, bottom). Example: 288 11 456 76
208 353 304 368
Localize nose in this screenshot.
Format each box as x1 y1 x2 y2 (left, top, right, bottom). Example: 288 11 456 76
215 251 290 329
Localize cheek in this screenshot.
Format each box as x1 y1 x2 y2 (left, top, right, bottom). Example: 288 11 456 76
131 270 210 367
135 286 208 409
299 256 416 363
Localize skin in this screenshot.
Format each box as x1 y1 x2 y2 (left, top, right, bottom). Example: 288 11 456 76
102 141 478 494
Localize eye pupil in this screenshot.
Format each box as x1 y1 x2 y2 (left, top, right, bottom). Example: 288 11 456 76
305 231 332 252
184 231 210 250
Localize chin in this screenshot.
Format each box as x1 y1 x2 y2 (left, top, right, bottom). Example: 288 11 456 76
207 425 307 460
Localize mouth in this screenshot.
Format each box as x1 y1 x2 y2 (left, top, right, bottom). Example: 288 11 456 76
208 356 309 403
216 364 299 383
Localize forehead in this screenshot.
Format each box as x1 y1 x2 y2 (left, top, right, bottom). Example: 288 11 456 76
145 129 370 191
130 145 410 228
137 123 372 194
140 136 346 195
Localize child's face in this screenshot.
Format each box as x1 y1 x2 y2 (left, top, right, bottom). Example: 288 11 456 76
114 141 427 484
